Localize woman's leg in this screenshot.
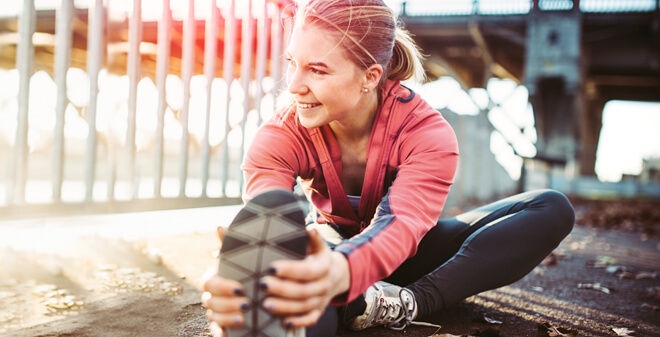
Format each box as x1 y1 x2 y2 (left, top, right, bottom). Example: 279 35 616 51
385 189 575 318
305 306 338 337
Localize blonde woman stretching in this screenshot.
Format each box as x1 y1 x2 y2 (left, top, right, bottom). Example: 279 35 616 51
201 1 575 336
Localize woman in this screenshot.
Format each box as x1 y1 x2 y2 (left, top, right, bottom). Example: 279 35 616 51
201 0 575 336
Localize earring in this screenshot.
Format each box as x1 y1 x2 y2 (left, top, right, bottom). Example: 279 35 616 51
363 88 369 93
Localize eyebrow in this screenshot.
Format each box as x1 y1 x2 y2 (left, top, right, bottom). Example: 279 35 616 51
285 51 330 69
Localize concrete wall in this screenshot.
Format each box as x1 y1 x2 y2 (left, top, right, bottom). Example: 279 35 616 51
441 109 517 209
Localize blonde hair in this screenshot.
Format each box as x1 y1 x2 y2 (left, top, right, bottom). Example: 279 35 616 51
279 0 425 119
295 0 424 85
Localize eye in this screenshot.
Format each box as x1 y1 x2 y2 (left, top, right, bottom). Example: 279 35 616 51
311 68 326 75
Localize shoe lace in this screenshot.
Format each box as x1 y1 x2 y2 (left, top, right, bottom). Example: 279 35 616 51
385 288 441 331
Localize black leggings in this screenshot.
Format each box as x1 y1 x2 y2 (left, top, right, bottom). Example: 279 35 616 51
306 189 575 336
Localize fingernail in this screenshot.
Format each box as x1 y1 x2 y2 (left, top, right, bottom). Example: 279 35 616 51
240 302 250 311
234 288 245 296
267 266 277 275
263 300 275 311
259 281 268 290
234 315 242 324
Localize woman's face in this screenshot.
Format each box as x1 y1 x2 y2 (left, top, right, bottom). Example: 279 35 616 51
285 24 368 129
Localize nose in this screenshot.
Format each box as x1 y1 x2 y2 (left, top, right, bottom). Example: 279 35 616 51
286 63 308 96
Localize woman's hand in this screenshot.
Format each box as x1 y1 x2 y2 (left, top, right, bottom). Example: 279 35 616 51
259 228 350 328
201 272 250 335
201 226 251 337
201 226 351 334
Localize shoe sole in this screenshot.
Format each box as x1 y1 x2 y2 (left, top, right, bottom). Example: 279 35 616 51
218 190 308 337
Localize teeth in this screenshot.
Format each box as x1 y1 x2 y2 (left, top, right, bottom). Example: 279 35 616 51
298 103 320 109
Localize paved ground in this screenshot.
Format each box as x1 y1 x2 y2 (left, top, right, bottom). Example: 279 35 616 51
1 199 659 337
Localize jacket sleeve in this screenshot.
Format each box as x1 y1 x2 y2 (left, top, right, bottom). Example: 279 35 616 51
332 112 459 305
242 119 306 203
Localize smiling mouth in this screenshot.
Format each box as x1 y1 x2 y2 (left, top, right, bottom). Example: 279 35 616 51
297 103 321 109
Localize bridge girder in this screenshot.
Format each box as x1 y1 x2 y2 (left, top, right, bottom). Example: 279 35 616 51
402 8 660 176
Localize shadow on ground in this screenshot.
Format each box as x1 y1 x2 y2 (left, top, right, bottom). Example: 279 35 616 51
1 198 659 337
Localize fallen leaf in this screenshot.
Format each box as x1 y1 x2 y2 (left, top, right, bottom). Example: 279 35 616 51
587 256 618 268
605 266 627 274
635 272 655 280
533 267 546 276
645 287 660 300
641 303 660 311
542 253 558 266
617 271 636 280
537 322 578 337
611 327 636 336
483 316 503 325
597 256 617 266
578 283 611 294
552 250 567 259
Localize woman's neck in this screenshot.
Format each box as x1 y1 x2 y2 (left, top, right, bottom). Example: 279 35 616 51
329 90 380 145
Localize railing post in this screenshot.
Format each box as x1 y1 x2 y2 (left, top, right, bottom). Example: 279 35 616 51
85 0 105 202
154 0 171 198
222 0 237 197
10 0 36 205
269 3 282 97
254 0 269 126
531 0 540 12
239 0 254 194
126 0 142 199
202 0 219 197
52 0 74 203
179 0 195 197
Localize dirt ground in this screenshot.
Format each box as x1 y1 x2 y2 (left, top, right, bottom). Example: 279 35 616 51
1 197 659 337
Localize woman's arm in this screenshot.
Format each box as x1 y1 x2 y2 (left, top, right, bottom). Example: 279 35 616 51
333 111 459 304
242 118 308 202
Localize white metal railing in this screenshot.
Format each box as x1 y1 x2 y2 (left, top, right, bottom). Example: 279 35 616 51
0 0 293 211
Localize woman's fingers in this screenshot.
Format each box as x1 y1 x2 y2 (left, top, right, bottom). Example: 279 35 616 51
282 309 325 329
206 308 245 328
270 229 332 282
262 293 326 316
259 275 329 300
217 226 227 241
306 228 328 255
202 291 251 313
203 274 246 297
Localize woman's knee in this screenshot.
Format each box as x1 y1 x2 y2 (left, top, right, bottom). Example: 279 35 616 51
533 189 575 237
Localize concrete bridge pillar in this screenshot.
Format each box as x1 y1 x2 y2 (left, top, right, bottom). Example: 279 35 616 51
525 7 582 176
579 90 606 176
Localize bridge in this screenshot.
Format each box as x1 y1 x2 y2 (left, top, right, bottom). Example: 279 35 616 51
398 0 660 176
1 0 659 218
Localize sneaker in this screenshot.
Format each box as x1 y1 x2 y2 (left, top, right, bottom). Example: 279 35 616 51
348 281 439 331
218 190 308 337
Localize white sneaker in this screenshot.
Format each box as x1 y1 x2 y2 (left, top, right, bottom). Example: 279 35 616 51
348 281 439 331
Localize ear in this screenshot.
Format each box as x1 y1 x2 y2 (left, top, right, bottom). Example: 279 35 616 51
362 64 383 92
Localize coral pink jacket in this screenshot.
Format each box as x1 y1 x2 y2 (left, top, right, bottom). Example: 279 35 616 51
242 80 459 304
